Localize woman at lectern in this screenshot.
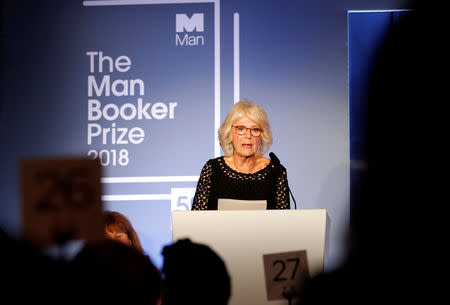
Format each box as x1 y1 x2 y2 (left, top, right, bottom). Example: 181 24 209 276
191 100 290 210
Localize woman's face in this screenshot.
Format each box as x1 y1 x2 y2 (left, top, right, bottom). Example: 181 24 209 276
105 226 132 247
231 115 262 158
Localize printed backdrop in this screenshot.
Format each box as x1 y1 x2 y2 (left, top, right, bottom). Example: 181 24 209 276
1 0 411 269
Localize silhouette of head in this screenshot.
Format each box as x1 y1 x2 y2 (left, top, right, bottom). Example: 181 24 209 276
69 239 162 305
161 238 231 305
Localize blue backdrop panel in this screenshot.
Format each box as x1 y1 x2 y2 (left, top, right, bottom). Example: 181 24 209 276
1 0 411 271
81 3 215 177
348 10 410 219
349 10 409 162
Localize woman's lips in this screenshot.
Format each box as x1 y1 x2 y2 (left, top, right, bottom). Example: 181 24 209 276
242 144 253 148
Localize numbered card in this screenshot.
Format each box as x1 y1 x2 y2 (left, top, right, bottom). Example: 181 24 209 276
263 250 310 301
20 157 104 247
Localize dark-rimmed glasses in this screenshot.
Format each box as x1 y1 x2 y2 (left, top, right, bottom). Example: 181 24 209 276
232 125 263 137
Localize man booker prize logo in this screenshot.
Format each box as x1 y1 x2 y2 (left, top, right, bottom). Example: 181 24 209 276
176 13 205 46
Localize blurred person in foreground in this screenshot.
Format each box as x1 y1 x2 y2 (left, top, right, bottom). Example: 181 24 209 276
1 227 68 304
69 239 163 305
102 210 163 304
296 1 447 304
161 238 231 305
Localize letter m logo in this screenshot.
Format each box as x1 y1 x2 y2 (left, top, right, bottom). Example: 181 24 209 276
176 13 204 33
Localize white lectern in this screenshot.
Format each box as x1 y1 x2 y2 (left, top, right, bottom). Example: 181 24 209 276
171 209 328 305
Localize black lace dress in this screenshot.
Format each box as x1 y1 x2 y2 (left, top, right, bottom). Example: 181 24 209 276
191 156 290 210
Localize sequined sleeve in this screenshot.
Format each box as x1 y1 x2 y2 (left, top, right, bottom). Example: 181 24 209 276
275 167 290 209
191 161 213 210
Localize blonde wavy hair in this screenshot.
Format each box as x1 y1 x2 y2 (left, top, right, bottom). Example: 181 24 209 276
219 100 273 156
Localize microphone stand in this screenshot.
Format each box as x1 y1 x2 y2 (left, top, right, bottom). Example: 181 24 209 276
282 286 296 305
289 187 297 210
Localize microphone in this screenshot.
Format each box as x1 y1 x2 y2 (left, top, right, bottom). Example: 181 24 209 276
269 152 298 209
269 152 280 165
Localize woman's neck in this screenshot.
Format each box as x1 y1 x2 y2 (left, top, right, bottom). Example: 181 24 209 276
227 153 259 174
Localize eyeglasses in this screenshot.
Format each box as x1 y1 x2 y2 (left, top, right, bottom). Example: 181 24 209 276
232 125 263 137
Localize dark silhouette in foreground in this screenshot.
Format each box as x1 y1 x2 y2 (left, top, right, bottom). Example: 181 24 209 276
161 238 231 305
68 239 163 305
296 1 446 304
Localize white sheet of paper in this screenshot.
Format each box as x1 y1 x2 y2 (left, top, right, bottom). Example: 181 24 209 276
218 198 267 210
